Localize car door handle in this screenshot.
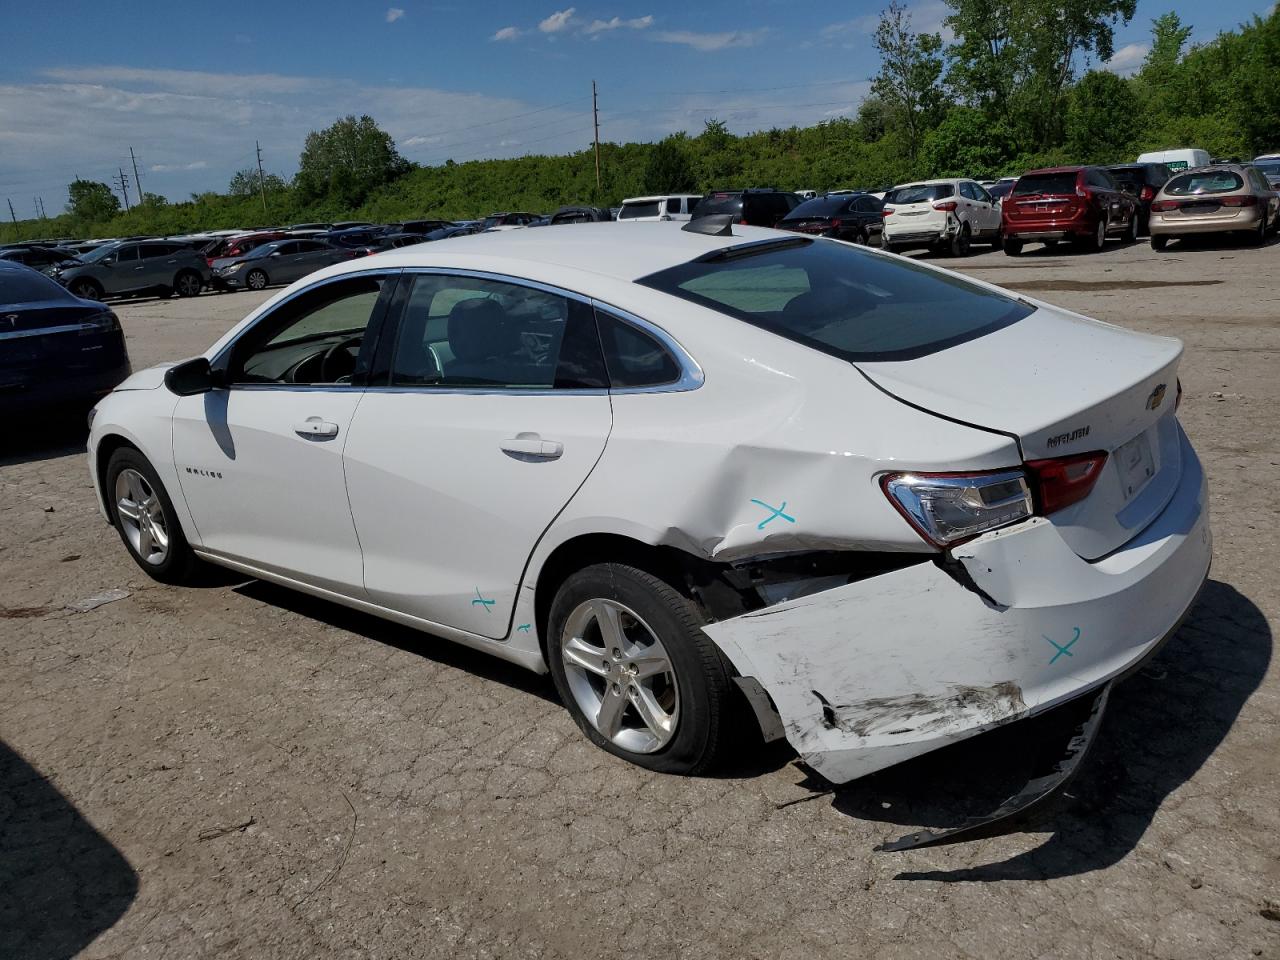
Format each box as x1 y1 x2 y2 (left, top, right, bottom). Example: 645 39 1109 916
294 417 339 439
500 434 563 460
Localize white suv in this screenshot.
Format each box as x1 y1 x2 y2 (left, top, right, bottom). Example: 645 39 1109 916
882 178 1003 256
617 195 702 222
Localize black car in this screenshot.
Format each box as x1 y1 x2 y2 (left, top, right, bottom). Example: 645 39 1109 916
777 193 885 244
549 205 613 224
0 260 130 414
1105 163 1172 235
392 219 455 235
0 245 83 274
692 189 800 227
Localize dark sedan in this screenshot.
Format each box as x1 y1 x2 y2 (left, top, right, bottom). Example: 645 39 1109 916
212 238 359 291
1105 162 1172 236
0 260 130 414
776 193 885 245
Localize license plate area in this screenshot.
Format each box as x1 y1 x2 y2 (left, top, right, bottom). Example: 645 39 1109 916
1116 429 1156 500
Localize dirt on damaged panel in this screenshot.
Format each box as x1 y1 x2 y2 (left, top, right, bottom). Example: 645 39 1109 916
2 242 1279 960
813 681 1027 738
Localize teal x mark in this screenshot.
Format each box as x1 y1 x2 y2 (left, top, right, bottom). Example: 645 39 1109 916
1044 627 1081 664
472 588 496 612
751 498 796 530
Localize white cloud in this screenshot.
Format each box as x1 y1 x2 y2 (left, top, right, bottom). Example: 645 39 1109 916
820 1 951 44
385 7 405 23
584 15 653 34
491 25 521 41
654 29 766 51
539 8 575 33
1104 42 1149 75
149 161 209 172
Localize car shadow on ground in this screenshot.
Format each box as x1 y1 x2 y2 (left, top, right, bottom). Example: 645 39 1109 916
0 739 138 960
821 580 1270 880
0 413 88 468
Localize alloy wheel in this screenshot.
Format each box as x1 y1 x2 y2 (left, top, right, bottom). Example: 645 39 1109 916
560 598 680 754
247 270 267 291
1096 218 1106 250
114 468 169 566
178 273 202 296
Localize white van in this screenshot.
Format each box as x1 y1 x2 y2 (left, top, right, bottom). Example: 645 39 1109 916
1136 148 1210 173
616 194 702 222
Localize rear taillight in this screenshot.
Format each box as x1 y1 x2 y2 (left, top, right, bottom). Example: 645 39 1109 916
882 207 895 216
1025 451 1108 515
933 200 958 212
1140 185 1155 201
738 218 749 225
829 218 842 229
880 470 1033 548
1076 180 1089 198
1150 199 1177 212
1220 195 1259 207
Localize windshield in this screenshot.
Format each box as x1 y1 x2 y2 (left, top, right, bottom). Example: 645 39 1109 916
77 243 119 264
783 196 855 219
884 184 953 204
1012 172 1079 197
637 238 1032 362
1165 171 1244 195
619 201 662 219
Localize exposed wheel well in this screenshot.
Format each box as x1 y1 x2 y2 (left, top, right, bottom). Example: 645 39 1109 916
93 434 139 506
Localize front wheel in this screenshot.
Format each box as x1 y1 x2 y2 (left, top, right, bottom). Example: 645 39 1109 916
71 278 103 300
105 447 203 584
246 269 269 291
546 563 735 775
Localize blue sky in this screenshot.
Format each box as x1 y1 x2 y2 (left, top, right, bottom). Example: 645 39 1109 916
0 0 1270 214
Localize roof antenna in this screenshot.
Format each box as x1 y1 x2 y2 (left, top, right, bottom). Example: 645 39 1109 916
682 215 734 237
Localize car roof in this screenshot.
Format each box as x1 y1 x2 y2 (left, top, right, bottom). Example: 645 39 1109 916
1021 166 1086 175
621 194 701 203
317 221 794 284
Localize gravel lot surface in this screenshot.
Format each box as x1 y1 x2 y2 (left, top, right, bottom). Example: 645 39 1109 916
3 237 1278 959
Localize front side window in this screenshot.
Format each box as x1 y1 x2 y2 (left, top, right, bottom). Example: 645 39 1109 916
114 245 141 263
388 274 607 389
638 237 1032 363
227 275 387 386
666 198 681 214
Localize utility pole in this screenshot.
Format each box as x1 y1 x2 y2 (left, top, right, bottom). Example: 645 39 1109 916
255 140 270 218
114 168 132 211
39 197 46 218
592 80 602 194
130 146 144 203
6 198 16 223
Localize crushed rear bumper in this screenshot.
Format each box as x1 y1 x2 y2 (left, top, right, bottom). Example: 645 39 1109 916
704 426 1211 785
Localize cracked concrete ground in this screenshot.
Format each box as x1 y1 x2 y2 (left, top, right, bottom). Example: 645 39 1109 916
2 237 1278 959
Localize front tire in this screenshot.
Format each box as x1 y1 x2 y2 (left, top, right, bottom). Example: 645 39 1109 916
71 278 103 301
546 563 735 775
246 269 269 291
105 447 202 584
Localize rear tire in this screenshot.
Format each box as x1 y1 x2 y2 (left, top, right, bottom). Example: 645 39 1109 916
1003 237 1024 256
105 447 203 585
949 224 972 257
1125 213 1139 243
546 563 735 776
1151 235 1169 251
1250 215 1268 246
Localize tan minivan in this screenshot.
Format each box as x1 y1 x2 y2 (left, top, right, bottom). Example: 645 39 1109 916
1149 163 1278 249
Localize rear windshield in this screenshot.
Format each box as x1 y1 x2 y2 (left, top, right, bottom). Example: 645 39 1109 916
1012 172 1079 197
884 184 953 204
987 181 1014 200
1 267 74 304
637 238 1032 362
783 196 853 219
1106 167 1144 186
619 201 662 220
697 193 744 216
1255 160 1280 178
1165 171 1244 195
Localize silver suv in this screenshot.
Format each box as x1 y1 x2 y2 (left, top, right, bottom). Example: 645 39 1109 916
54 240 210 301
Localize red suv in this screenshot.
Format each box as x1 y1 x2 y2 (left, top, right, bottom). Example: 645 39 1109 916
203 230 287 267
1002 166 1138 255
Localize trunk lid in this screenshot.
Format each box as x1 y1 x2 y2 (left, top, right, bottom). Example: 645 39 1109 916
856 304 1183 559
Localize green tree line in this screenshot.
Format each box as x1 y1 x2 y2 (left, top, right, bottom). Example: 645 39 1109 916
2 5 1277 246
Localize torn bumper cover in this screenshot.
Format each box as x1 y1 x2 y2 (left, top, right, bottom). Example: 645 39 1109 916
704 432 1211 786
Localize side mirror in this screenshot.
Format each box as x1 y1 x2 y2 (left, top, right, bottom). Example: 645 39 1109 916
269 251 282 257
164 356 217 396
101 257 115 266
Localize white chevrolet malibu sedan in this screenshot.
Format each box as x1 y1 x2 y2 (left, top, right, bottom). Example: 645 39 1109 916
88 221 1210 789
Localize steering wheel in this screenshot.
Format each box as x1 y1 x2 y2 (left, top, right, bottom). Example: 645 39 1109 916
319 334 364 383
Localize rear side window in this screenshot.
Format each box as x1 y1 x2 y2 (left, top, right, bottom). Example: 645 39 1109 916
637 238 1032 363
619 201 661 220
885 184 954 204
595 310 681 388
1012 172 1079 197
388 274 607 390
697 193 744 217
665 198 681 214
1165 171 1245 195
